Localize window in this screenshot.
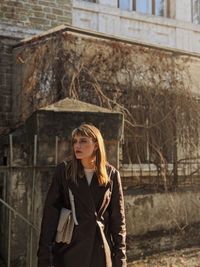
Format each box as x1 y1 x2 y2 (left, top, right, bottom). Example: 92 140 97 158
122 92 175 165
118 0 169 17
122 118 174 165
133 0 153 15
192 0 200 24
133 0 165 16
118 0 131 11
154 0 164 16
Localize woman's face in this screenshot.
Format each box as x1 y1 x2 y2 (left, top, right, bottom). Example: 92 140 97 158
73 134 98 161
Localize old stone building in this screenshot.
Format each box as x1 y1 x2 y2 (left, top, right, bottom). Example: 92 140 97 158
1 0 200 133
0 23 199 266
1 1 200 267
73 0 200 53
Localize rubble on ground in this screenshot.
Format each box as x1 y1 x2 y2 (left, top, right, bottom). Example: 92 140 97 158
128 247 200 267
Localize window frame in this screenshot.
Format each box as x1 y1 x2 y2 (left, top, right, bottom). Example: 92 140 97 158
117 0 132 11
118 0 170 18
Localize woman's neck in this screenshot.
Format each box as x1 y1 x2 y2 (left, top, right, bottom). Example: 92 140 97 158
81 158 95 169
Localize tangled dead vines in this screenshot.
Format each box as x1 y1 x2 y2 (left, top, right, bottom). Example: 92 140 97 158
17 32 200 190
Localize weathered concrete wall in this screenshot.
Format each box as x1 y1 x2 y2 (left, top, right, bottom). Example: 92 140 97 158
125 190 200 260
26 107 123 167
1 167 54 267
126 191 200 235
3 167 200 266
0 98 123 167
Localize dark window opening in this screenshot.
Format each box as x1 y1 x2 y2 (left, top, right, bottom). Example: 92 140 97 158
192 0 200 24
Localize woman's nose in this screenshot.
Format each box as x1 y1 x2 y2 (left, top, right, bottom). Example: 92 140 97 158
74 142 81 148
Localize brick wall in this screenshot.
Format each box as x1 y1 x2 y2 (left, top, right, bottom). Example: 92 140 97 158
0 37 19 134
0 0 72 134
0 0 72 31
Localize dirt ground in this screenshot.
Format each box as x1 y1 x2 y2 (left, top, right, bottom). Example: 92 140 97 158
128 247 200 267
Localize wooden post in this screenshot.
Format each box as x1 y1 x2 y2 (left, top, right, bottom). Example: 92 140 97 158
7 134 13 267
9 135 13 166
29 134 37 267
55 136 58 165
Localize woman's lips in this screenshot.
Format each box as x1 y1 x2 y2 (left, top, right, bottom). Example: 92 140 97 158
75 150 82 154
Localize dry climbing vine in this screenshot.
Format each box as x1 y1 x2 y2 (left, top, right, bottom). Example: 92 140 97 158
16 32 200 190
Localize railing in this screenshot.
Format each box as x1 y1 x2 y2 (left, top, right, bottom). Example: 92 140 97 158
0 133 58 267
0 198 40 267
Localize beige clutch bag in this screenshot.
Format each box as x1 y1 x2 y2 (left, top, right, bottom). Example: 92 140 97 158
55 187 78 244
55 208 74 244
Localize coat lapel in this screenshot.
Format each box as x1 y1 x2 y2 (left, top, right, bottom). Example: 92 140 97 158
69 168 112 216
69 174 96 214
90 173 112 215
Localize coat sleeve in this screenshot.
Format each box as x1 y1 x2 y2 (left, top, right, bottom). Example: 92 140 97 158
109 169 127 267
37 164 66 267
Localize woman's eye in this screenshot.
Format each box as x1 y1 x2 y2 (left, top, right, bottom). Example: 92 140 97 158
73 139 88 145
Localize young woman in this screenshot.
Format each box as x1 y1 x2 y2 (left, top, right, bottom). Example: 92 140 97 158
37 123 127 267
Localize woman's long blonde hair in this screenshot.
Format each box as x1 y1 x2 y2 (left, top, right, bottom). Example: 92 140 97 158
69 123 109 185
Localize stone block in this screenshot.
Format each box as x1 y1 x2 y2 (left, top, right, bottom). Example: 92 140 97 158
29 17 50 26
52 8 63 15
63 10 73 16
46 14 56 20
55 15 72 23
33 11 45 18
43 7 52 13
6 1 23 8
56 0 72 4
38 0 57 7
4 12 18 20
50 22 63 28
1 6 14 12
31 5 43 12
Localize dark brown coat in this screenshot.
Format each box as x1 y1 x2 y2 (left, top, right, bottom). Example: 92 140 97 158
37 162 127 267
